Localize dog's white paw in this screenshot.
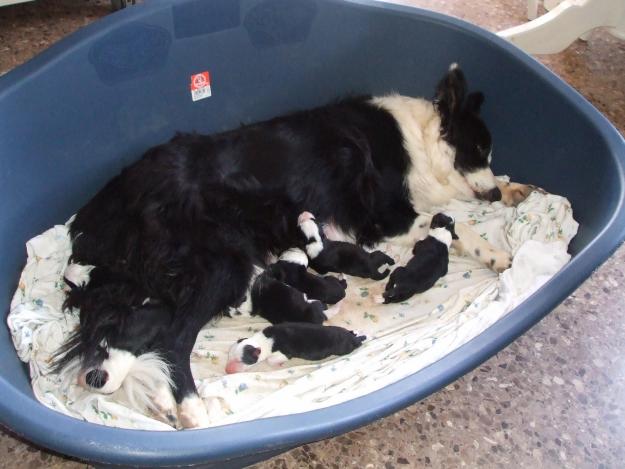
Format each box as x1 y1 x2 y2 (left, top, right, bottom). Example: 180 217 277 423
178 394 210 429
373 294 385 305
483 249 513 273
151 383 178 426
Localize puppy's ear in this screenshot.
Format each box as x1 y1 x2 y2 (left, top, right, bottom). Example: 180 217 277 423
465 92 484 114
434 63 467 135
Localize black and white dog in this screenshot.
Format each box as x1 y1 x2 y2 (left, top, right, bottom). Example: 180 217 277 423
382 213 457 304
56 64 533 427
226 323 366 374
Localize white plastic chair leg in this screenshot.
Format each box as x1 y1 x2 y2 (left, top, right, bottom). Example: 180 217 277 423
499 0 625 54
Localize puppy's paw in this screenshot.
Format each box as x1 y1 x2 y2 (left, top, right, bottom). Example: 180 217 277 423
370 251 395 279
373 294 385 305
178 394 210 429
350 330 367 345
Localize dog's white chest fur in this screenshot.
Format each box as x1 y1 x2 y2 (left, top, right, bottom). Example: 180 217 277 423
371 95 474 211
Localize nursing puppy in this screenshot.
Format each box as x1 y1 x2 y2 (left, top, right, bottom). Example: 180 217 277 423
298 212 395 280
225 323 366 373
269 248 347 304
251 266 328 325
382 213 457 303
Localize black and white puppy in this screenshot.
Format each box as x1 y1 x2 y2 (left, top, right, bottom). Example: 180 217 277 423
251 264 328 325
382 213 458 304
269 248 347 305
298 212 395 280
225 322 366 374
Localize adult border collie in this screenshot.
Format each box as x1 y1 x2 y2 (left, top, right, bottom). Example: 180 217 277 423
56 64 533 428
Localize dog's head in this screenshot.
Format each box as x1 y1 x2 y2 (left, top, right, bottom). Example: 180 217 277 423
434 63 501 202
55 269 173 395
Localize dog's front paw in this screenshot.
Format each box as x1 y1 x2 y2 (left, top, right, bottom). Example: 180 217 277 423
499 182 533 206
481 248 512 273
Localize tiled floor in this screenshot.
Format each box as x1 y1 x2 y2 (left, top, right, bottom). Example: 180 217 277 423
1 1 624 468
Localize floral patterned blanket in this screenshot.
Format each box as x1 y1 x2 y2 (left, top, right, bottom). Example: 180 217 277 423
7 185 578 430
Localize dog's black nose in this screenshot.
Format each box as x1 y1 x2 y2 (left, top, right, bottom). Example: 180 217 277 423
481 186 501 202
85 369 108 389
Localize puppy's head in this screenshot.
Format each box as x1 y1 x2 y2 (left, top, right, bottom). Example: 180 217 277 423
226 331 274 374
430 213 458 240
434 63 501 203
226 338 262 374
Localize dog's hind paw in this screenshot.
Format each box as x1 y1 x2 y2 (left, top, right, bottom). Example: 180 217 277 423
178 394 210 429
151 383 178 427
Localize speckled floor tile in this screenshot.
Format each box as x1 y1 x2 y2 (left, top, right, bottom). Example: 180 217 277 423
1 1 624 468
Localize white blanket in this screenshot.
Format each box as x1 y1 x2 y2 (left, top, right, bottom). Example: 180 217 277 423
7 187 577 430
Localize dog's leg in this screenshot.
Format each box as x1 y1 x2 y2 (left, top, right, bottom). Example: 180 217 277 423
497 180 535 206
163 331 210 429
453 222 512 273
385 214 432 247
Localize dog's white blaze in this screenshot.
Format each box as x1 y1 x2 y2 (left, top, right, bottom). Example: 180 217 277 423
371 95 475 211
429 227 453 248
98 348 137 394
279 248 309 267
64 263 94 287
178 394 210 428
464 167 497 193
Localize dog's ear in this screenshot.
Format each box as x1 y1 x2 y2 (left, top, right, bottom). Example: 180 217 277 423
434 63 467 135
465 92 485 114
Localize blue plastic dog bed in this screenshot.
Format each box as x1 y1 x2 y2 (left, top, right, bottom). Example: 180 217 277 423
0 0 624 466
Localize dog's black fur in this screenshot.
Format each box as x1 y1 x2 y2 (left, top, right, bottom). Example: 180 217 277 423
268 257 347 305
383 213 457 304
57 65 499 414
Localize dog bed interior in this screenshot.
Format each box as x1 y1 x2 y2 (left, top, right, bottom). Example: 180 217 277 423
1 0 625 465
8 182 577 430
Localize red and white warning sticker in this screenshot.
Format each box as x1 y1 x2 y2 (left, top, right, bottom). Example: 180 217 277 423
190 71 211 102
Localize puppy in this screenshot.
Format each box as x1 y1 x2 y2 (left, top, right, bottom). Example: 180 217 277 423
269 248 347 304
382 213 457 303
225 322 366 373
251 267 328 325
298 212 394 280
